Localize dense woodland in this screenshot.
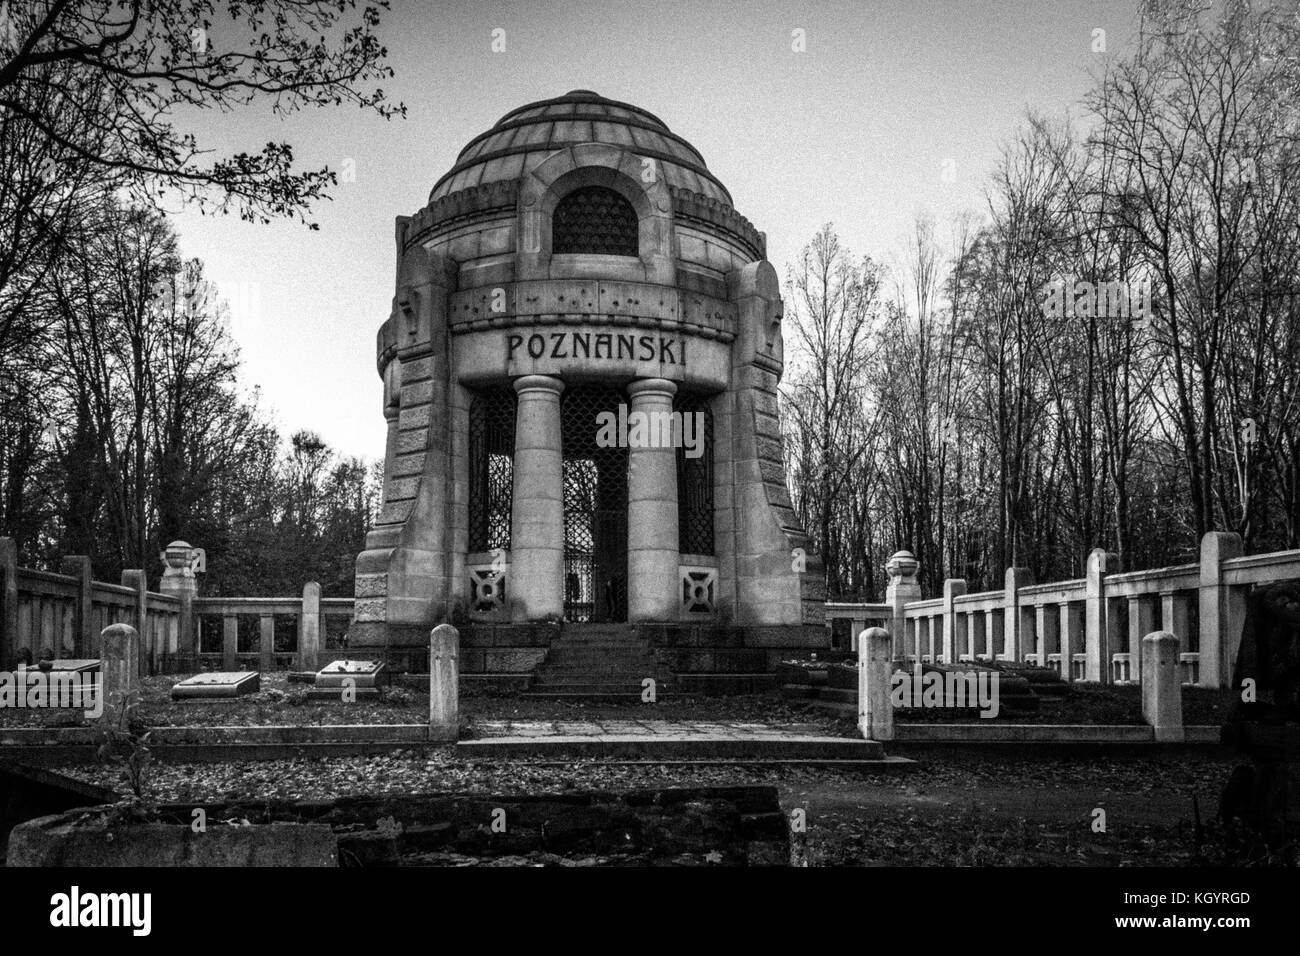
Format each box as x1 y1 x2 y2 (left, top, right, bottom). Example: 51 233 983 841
780 2 1300 598
0 0 396 594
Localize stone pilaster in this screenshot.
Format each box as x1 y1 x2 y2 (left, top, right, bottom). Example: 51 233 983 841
352 234 456 647
626 378 680 622
510 375 565 621
725 260 817 627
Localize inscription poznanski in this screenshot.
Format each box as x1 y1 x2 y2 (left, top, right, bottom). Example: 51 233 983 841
507 331 686 365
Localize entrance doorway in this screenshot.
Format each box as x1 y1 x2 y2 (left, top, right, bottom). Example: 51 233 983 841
561 385 628 622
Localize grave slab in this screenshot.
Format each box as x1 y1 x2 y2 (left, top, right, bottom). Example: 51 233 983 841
22 659 101 674
171 671 260 699
315 660 386 688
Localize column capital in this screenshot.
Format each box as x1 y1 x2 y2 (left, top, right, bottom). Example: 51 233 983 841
627 377 677 401
514 374 565 396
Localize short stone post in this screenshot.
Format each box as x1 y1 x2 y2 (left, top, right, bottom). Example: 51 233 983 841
858 626 894 742
1198 531 1245 689
884 551 921 662
299 582 321 670
1 537 19 668
121 570 148 674
159 541 198 670
59 556 93 659
1141 631 1184 742
1084 548 1119 682
429 623 459 741
100 623 140 726
942 579 967 663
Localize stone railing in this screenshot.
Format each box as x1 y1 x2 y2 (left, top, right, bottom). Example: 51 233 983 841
192 587 354 672
826 532 1300 689
0 540 182 674
1 538 352 674
855 625 1187 742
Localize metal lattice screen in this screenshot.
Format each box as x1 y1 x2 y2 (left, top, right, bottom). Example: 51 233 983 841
561 385 628 621
552 186 639 256
468 387 517 553
676 392 714 555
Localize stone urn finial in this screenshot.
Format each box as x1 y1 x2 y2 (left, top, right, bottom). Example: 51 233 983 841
159 540 199 596
885 550 919 586
162 540 193 573
884 550 922 603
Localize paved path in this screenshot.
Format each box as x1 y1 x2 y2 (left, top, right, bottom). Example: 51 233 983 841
467 719 846 739
458 719 897 763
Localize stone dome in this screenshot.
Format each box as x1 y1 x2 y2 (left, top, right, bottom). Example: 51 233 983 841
428 89 733 207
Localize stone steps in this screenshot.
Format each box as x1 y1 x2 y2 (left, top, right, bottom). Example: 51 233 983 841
525 623 672 699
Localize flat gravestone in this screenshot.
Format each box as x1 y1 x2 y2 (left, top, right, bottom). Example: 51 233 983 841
171 671 261 700
23 659 100 674
310 660 384 700
315 660 385 688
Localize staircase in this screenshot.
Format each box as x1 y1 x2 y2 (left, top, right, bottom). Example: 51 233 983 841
524 624 671 700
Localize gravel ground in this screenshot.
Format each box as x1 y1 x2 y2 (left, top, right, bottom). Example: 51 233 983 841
57 747 1264 866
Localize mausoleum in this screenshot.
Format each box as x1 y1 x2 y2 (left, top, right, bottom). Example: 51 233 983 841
351 90 825 687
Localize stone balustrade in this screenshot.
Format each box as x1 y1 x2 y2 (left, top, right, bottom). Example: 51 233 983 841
827 532 1300 690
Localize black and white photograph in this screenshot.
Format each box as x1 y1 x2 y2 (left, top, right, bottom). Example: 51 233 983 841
0 0 1295 935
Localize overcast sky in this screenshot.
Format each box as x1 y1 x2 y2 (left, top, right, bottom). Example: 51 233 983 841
168 0 1142 462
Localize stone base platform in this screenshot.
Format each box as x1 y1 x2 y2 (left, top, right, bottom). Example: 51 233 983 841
341 623 827 698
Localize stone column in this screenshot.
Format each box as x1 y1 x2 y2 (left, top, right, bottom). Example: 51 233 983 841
1060 603 1083 681
858 626 894 741
1162 592 1192 681
626 378 681 622
510 375 565 621
0 538 16 669
1085 548 1119 682
1036 602 1060 668
59 556 92 660
222 615 238 671
1141 631 1183 742
300 582 321 670
1004 566 1033 660
100 623 140 726
1198 531 1244 689
1128 595 1156 685
259 614 275 673
429 623 459 741
942 579 967 663
121 570 148 674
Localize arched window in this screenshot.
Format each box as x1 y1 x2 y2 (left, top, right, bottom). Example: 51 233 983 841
552 186 639 256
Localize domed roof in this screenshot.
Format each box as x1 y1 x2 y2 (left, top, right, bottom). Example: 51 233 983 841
428 90 733 206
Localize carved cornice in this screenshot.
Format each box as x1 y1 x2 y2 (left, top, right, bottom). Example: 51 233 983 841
402 180 520 250
670 188 766 262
